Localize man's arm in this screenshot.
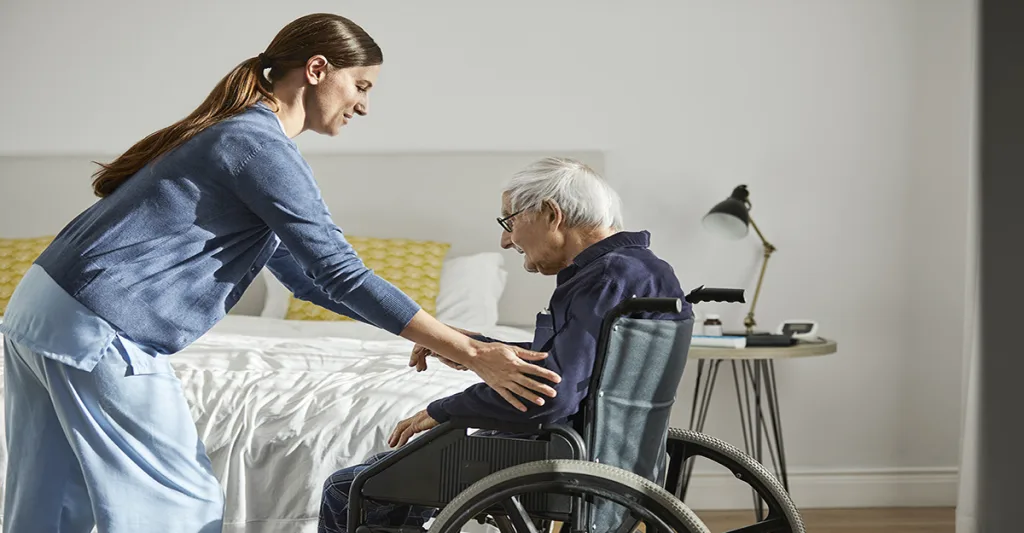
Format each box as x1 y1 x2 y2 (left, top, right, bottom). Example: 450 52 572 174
426 275 625 425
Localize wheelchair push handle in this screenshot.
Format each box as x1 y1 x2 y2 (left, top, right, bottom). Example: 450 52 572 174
684 285 745 304
601 287 746 322
603 297 682 320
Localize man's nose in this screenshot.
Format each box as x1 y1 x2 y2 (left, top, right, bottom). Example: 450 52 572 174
500 231 514 249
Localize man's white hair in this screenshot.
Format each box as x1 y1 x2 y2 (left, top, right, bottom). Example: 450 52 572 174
504 157 624 230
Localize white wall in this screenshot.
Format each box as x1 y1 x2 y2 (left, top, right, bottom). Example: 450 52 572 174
0 0 974 509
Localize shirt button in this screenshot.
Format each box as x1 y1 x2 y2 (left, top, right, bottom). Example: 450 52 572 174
250 266 259 273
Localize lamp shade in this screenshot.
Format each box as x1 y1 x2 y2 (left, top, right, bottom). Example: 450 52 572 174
702 185 751 240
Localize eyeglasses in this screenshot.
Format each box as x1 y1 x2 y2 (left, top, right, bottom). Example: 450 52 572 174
496 209 523 233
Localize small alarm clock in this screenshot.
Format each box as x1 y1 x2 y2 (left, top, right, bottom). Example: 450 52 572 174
776 320 819 340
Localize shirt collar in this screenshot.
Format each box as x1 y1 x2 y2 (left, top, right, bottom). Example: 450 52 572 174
255 101 288 136
556 230 651 284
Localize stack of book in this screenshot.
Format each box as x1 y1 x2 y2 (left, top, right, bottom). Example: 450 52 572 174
690 335 747 348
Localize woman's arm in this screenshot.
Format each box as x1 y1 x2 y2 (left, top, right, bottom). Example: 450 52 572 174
409 330 532 371
264 242 373 324
399 311 559 411
231 141 561 409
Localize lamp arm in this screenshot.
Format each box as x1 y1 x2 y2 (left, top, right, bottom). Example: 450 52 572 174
747 216 775 252
744 216 776 333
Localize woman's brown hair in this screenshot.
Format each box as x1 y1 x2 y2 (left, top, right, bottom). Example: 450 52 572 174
91 13 382 198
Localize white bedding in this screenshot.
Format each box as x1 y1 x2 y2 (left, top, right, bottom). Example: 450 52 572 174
0 315 535 533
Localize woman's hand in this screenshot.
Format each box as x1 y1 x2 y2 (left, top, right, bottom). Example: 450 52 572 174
398 311 561 412
465 341 560 412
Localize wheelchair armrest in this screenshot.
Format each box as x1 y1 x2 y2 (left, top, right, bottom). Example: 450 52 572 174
450 416 587 455
449 416 544 434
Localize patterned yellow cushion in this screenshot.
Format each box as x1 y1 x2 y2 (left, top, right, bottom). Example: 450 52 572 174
0 235 55 315
285 236 451 321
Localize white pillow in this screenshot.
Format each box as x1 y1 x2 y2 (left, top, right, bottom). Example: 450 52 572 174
260 269 292 319
259 252 508 330
435 252 507 330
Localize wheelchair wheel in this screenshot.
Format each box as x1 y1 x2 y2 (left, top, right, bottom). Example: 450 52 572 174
428 459 709 533
665 428 804 533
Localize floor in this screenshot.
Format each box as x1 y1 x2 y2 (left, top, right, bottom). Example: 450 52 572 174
694 507 955 533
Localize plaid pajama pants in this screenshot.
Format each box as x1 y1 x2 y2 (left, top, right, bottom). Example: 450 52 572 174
319 451 437 533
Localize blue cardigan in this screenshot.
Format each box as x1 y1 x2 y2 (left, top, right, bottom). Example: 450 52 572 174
27 102 420 358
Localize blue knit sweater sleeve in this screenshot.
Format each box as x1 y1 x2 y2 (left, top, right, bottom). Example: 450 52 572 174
264 243 372 325
231 140 421 334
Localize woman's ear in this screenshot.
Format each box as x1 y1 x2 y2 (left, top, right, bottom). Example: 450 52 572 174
306 55 329 85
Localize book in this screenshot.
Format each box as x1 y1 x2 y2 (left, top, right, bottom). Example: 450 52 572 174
690 335 747 349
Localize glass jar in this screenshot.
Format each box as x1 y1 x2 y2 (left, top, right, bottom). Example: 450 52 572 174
703 315 723 336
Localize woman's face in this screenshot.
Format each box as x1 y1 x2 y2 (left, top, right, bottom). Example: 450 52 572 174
303 56 379 136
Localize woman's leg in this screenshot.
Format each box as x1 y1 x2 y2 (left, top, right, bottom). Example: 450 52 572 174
35 336 225 533
3 336 95 533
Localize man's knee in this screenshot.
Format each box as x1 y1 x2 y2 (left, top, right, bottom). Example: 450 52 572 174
323 451 394 497
322 465 364 508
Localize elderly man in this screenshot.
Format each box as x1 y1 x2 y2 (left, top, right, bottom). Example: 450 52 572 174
317 157 692 533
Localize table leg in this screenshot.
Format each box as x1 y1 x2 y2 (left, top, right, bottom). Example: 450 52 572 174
680 358 791 521
679 359 722 500
731 360 790 521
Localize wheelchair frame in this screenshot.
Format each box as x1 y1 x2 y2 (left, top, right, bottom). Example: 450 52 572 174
347 287 803 533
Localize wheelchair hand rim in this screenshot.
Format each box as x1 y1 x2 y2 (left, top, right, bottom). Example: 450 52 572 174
430 474 692 533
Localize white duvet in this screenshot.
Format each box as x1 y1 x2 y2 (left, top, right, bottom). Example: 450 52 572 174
0 315 534 533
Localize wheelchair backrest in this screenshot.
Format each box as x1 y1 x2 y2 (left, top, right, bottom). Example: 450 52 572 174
581 314 694 532
583 315 694 479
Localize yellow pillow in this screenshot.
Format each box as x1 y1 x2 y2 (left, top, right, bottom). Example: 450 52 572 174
0 235 55 315
285 236 451 321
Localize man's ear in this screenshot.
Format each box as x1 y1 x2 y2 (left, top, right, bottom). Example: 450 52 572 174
543 200 564 228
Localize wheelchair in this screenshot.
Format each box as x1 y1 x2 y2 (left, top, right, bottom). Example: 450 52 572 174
348 287 804 533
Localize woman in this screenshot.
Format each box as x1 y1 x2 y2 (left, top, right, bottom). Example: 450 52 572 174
1 13 560 533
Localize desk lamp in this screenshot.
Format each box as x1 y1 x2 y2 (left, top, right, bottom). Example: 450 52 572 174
702 185 776 334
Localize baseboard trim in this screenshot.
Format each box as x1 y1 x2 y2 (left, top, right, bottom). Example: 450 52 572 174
681 467 959 510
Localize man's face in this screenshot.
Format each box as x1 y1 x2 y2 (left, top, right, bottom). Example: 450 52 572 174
500 192 538 273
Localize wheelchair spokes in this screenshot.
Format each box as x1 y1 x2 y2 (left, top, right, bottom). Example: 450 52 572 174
663 429 804 533
427 460 710 533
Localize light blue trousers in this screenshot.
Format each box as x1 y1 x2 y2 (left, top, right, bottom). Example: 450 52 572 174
3 334 224 533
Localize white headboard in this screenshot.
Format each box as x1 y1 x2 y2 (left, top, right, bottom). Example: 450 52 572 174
0 150 604 327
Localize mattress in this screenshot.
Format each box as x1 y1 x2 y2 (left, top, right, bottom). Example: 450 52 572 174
0 315 535 533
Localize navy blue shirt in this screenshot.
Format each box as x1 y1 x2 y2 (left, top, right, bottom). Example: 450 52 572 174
426 230 691 425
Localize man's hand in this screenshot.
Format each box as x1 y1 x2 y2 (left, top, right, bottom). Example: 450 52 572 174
389 410 440 448
408 325 480 372
409 343 468 372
